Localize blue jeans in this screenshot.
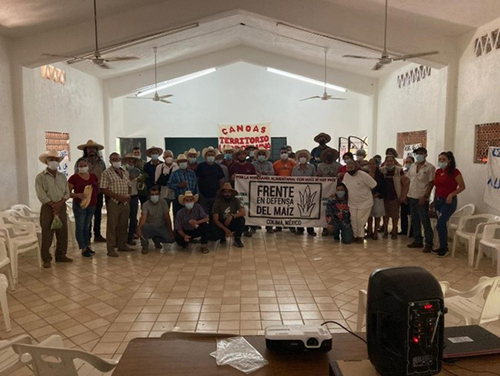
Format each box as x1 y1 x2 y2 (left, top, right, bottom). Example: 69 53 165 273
141 224 174 248
333 222 354 244
73 203 96 250
409 198 433 247
434 196 457 250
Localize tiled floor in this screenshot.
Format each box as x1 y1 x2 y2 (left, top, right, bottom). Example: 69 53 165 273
4 229 499 375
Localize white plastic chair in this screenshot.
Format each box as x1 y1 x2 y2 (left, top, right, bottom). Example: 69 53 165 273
10 205 40 221
452 214 500 267
0 334 32 375
12 334 118 376
445 276 500 325
448 204 475 237
0 274 10 332
475 224 500 276
0 239 13 291
356 282 450 332
0 214 41 284
65 201 77 248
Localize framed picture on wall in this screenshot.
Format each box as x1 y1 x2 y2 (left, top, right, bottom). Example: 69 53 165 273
118 137 147 160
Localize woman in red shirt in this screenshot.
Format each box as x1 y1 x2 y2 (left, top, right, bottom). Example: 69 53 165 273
68 158 99 257
432 151 466 257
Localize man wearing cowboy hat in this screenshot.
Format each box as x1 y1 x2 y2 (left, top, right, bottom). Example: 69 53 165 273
221 146 235 169
100 152 133 257
174 191 210 253
167 154 198 217
185 148 200 172
252 148 274 177
144 146 163 192
77 139 106 242
36 150 72 268
154 150 178 211
317 148 341 177
229 148 256 181
311 132 332 166
196 147 225 227
293 149 318 236
212 182 246 248
245 145 257 163
123 153 142 246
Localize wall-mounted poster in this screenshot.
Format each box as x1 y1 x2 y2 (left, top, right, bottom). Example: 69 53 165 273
475 123 500 164
218 123 271 151
484 147 500 209
397 131 427 159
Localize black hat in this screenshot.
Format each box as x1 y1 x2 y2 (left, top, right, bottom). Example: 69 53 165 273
414 147 428 154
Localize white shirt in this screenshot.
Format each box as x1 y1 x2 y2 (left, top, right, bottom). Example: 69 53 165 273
155 162 179 199
407 161 436 199
343 171 377 209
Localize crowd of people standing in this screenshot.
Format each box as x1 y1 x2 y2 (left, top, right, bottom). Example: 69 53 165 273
34 133 466 268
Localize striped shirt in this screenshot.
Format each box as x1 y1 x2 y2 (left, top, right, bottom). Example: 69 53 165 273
99 167 130 205
167 168 198 197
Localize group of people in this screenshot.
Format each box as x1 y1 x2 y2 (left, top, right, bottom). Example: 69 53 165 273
34 133 465 268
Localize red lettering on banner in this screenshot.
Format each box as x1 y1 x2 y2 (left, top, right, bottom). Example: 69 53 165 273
253 126 259 133
237 125 244 132
245 125 251 132
261 126 266 133
229 126 236 133
263 136 269 142
221 128 228 135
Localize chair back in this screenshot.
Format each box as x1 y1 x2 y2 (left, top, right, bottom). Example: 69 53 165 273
0 239 9 264
483 224 500 241
12 342 117 376
480 277 500 323
450 204 475 227
459 215 497 234
10 205 38 218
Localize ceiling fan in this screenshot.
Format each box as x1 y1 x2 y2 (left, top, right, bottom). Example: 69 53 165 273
43 0 139 69
343 0 438 71
127 47 173 104
301 49 346 102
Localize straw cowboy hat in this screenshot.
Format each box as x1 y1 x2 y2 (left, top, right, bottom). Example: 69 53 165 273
122 152 140 161
217 182 238 197
255 148 271 160
77 139 104 151
234 148 247 157
221 146 234 153
184 148 200 158
320 147 340 161
313 132 331 143
175 154 188 162
295 149 311 161
146 146 163 157
39 150 63 164
202 146 218 159
178 191 199 205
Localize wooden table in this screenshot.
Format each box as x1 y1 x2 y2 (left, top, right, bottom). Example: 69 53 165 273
113 331 500 376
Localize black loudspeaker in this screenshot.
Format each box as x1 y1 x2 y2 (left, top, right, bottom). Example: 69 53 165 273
367 267 445 376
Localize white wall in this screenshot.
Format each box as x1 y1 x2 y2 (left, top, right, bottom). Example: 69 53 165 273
0 36 18 209
22 63 105 208
113 62 372 153
376 63 448 163
455 18 500 215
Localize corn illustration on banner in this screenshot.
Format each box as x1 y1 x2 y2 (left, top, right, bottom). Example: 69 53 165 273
234 175 336 227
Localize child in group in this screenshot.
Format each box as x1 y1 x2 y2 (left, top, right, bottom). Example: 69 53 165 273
326 183 353 244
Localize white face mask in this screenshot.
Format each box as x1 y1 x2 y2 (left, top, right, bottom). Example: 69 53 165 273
249 151 255 158
185 202 194 209
299 157 307 164
165 157 173 164
280 153 288 161
189 157 197 164
78 166 89 174
112 161 121 169
207 156 215 163
48 161 59 170
150 195 160 203
179 162 188 170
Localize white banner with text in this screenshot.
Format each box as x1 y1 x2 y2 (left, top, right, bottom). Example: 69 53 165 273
235 175 336 227
218 123 271 151
484 147 500 209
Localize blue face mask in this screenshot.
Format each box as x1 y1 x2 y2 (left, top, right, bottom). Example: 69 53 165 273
415 154 424 163
258 155 266 162
189 158 197 164
150 195 160 203
375 159 381 167
336 191 346 198
225 154 232 160
438 162 448 169
151 154 159 160
179 162 188 169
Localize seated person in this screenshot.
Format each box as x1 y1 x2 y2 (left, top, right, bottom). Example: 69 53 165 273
212 182 246 248
136 186 174 254
174 191 210 253
326 183 353 244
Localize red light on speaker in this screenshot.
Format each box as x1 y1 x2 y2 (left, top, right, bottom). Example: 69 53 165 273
423 304 433 310
413 337 419 344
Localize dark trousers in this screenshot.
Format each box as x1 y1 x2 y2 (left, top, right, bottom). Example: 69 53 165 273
90 192 104 238
435 196 457 250
138 195 147 205
128 195 139 241
400 202 410 234
106 199 130 252
175 223 210 247
199 195 219 240
40 204 68 262
173 200 182 219
214 217 246 240
332 222 354 244
73 203 95 250
409 198 433 247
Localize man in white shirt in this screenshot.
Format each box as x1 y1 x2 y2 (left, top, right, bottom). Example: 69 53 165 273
404 147 436 253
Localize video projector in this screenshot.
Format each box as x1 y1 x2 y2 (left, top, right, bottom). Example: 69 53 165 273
265 325 332 352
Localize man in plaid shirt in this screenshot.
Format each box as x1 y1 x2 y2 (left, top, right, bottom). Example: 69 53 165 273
168 154 198 217
100 152 133 257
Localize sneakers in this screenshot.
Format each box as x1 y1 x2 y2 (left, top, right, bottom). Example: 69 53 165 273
437 249 449 258
234 238 244 248
141 247 149 254
81 250 93 258
87 247 96 255
94 235 106 243
55 256 73 263
422 245 433 253
407 242 424 248
107 251 119 257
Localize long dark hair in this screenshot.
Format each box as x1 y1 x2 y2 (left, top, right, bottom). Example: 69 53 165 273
439 151 456 176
